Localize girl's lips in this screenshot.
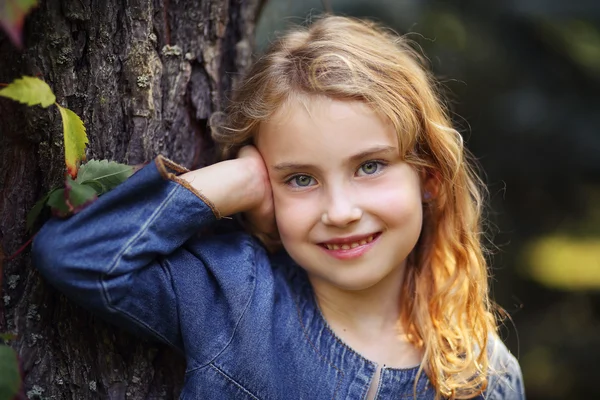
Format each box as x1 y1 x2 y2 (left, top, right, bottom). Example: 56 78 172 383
319 232 381 260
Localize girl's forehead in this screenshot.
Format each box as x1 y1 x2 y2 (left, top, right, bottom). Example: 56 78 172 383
256 95 400 159
259 94 417 160
265 94 385 128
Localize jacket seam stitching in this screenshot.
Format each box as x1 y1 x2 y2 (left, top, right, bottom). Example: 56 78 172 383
98 183 181 349
209 363 261 399
110 303 180 348
184 239 258 373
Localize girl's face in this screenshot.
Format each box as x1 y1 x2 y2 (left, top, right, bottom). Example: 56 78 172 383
257 96 424 293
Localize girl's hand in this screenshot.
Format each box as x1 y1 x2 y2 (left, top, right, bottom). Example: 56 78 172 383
237 146 279 245
180 145 278 246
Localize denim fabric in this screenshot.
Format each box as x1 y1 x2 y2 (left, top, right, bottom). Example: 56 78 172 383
32 157 525 399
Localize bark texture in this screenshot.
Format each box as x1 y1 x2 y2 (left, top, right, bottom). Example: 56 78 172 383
0 0 260 398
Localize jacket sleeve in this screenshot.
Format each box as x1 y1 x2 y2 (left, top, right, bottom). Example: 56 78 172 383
32 156 223 351
485 335 526 399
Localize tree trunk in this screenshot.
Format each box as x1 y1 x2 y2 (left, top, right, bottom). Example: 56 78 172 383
0 0 260 398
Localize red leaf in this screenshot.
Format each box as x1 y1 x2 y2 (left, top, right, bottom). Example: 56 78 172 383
0 0 39 48
67 164 78 180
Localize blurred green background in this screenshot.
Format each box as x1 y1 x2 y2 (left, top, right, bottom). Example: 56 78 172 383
256 1 600 399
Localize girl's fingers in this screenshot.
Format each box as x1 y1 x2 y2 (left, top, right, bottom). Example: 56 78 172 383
237 145 262 162
235 145 271 211
245 184 277 235
237 146 278 241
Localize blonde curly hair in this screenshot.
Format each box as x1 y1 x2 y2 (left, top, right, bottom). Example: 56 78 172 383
211 15 498 399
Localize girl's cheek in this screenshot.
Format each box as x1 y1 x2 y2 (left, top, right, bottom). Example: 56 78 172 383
273 193 318 235
362 183 422 220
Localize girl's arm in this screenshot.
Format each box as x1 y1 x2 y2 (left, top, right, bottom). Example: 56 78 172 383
179 145 270 218
32 151 270 351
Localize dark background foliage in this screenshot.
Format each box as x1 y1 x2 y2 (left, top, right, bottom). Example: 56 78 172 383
256 1 600 399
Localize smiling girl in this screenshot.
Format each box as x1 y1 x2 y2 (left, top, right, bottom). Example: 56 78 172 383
33 16 524 400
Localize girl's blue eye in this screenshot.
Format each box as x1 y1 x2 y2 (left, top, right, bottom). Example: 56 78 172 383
288 175 316 187
358 161 382 176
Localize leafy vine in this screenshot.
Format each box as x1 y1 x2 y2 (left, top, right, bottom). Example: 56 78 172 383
0 75 134 399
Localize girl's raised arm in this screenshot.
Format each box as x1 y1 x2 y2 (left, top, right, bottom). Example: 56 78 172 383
32 153 268 351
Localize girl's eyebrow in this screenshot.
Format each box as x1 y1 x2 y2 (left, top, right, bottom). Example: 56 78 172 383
348 145 397 162
272 145 397 172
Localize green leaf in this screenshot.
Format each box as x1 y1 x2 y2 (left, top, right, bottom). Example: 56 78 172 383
76 160 134 196
47 178 97 217
0 75 55 107
65 177 97 212
26 190 55 232
57 105 88 178
0 0 38 48
0 345 21 400
47 188 69 217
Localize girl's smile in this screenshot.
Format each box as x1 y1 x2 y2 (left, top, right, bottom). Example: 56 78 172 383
318 232 381 259
257 95 424 293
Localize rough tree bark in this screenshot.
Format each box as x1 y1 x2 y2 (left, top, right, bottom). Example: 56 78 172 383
0 0 261 398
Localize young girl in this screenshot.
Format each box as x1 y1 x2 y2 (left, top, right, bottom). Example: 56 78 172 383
33 16 524 400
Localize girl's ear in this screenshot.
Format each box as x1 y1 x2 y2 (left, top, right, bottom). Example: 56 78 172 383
421 169 441 203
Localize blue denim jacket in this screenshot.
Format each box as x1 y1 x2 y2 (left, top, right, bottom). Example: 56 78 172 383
32 157 525 399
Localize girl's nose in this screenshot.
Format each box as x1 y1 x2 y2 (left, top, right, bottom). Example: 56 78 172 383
321 189 363 227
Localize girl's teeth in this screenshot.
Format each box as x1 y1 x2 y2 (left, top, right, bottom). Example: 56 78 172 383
325 234 376 250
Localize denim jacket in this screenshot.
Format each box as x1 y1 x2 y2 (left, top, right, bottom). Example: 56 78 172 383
32 157 525 399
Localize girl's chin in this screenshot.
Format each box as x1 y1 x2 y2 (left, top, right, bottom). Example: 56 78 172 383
307 270 388 293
